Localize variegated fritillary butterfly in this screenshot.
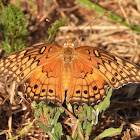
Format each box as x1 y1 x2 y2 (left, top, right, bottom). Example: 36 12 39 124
0 39 140 105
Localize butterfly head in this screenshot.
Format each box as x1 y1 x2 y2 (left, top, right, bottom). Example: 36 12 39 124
64 39 74 48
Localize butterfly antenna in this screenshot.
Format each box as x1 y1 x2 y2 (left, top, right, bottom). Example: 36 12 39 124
73 7 118 45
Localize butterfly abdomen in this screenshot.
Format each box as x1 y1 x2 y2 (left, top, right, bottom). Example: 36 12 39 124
62 65 72 90
61 45 75 91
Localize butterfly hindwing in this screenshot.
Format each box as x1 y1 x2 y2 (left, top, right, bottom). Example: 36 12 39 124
24 59 64 104
66 59 109 105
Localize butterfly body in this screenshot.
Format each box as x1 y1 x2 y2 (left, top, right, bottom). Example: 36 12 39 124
0 40 140 105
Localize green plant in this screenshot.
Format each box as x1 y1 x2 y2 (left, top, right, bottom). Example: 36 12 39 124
10 87 124 140
0 4 28 54
45 18 67 44
77 0 140 33
33 102 64 140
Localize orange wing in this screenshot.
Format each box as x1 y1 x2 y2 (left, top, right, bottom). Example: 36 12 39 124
66 46 140 105
0 44 62 85
66 59 109 105
23 59 64 104
75 46 140 87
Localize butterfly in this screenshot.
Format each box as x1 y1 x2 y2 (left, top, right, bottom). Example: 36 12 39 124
0 39 140 105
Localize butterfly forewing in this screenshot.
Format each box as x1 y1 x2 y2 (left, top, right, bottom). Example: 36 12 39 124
75 46 140 89
0 44 62 85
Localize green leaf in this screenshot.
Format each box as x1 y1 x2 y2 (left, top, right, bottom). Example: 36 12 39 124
83 104 92 121
9 120 35 140
94 87 114 113
47 115 52 126
94 123 125 139
37 122 52 132
48 132 59 140
76 0 140 33
66 135 72 140
85 123 93 136
77 122 84 136
54 123 62 139
53 111 61 127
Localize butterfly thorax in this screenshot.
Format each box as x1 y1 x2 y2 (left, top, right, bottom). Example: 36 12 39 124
63 39 75 65
63 47 74 64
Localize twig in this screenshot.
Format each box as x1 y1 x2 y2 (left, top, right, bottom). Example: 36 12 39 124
59 25 128 31
8 81 16 138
